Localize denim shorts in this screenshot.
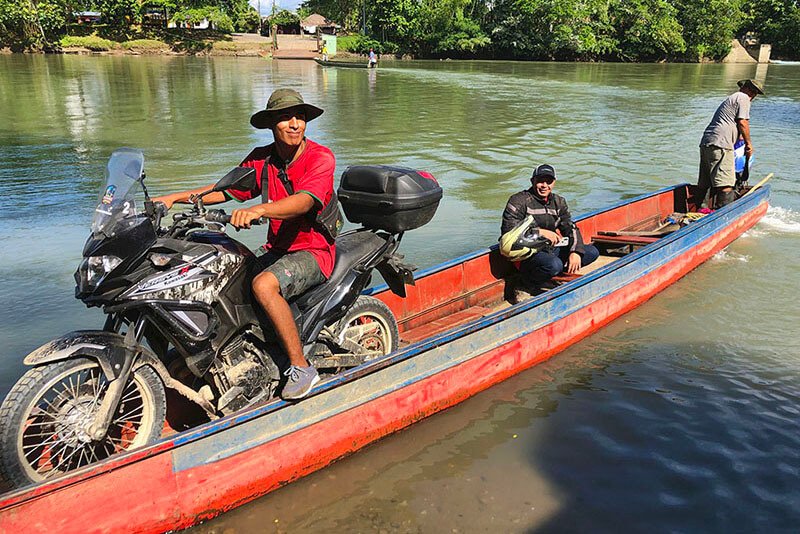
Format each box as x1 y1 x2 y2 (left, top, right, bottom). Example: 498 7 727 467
255 250 325 300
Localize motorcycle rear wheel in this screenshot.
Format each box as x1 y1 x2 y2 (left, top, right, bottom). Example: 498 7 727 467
335 295 399 359
0 358 166 488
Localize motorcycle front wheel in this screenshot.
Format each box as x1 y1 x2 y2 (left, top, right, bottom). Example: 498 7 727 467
0 357 166 488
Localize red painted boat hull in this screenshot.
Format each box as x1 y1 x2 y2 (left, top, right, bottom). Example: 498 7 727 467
0 185 769 533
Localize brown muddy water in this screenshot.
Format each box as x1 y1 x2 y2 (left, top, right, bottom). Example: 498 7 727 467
1 56 799 532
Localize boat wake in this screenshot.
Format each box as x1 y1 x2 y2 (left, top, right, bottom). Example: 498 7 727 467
712 249 750 263
755 206 800 235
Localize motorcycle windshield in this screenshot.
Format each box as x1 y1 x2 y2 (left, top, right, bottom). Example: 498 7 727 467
91 148 145 236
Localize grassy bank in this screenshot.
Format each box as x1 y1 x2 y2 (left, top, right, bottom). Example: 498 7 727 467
57 31 271 56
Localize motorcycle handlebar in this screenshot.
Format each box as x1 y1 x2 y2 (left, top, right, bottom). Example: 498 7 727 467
205 209 231 224
153 201 169 218
206 209 266 226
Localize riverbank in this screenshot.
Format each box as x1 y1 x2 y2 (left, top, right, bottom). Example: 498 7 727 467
1 32 792 62
1 31 279 57
16 33 388 59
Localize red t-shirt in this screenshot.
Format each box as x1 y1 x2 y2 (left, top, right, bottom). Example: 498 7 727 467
227 139 336 278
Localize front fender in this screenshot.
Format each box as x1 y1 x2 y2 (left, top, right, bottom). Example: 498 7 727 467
24 330 135 380
24 330 219 418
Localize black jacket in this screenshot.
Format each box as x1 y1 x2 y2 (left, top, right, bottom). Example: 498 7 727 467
501 189 586 256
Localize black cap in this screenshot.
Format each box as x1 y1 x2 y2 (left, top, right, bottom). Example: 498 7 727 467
531 164 556 181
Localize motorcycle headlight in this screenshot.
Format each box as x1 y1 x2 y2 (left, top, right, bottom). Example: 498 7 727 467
84 255 123 286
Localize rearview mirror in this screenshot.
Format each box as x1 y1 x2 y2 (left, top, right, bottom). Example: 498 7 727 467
213 167 257 193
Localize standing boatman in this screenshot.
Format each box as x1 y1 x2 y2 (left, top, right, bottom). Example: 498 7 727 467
696 79 764 209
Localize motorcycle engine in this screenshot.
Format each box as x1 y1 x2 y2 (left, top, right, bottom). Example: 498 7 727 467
212 334 280 414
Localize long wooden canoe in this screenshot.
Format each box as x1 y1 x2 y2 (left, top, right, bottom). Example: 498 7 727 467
314 58 374 69
0 182 770 533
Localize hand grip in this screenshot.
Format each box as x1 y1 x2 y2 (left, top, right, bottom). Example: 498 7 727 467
205 209 231 224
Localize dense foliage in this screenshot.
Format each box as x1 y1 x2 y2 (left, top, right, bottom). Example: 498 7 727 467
302 0 800 60
1 0 798 59
0 0 258 49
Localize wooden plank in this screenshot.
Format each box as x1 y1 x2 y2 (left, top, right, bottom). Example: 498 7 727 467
551 272 581 283
402 306 492 344
578 254 617 274
592 235 660 247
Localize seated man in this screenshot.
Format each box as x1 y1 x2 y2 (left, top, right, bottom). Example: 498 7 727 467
500 164 599 288
154 88 335 400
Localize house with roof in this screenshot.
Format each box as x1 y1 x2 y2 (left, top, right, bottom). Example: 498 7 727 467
301 14 339 35
74 11 102 24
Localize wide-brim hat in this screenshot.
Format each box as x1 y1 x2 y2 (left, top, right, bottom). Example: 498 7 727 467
531 164 557 182
250 88 324 129
737 79 765 95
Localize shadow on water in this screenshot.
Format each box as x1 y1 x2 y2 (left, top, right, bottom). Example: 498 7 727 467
193 323 800 534
193 226 800 532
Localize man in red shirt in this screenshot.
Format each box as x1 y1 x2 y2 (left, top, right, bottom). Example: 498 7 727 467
154 89 335 400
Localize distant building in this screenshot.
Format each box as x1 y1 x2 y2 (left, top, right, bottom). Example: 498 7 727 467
268 16 300 35
167 18 211 30
143 8 167 28
74 11 101 24
301 14 339 35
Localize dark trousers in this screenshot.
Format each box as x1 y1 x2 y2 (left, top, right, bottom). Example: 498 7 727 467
520 244 600 284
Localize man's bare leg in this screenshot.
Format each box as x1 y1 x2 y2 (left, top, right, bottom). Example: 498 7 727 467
252 271 308 367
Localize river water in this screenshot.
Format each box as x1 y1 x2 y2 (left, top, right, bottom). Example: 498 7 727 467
1 56 799 532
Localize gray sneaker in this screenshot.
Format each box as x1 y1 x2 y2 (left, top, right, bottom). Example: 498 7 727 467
281 365 320 400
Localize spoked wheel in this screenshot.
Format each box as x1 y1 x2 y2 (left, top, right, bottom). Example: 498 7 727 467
0 358 166 488
335 296 399 361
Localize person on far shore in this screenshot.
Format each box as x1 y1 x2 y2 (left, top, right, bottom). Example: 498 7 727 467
368 48 377 68
500 164 599 293
696 78 764 209
321 44 328 62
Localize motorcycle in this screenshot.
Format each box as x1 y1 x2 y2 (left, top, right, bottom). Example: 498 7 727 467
0 148 440 488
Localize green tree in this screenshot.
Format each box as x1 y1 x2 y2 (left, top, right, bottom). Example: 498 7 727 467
0 0 47 48
742 0 800 58
369 0 420 46
234 7 259 32
141 0 178 28
170 6 235 32
609 0 685 60
773 5 800 57
416 0 490 56
270 8 299 27
673 0 743 60
96 0 141 37
490 0 618 60
300 0 360 32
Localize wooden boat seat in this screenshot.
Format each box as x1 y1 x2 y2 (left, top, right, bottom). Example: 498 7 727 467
551 272 582 283
546 253 618 284
401 305 492 344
